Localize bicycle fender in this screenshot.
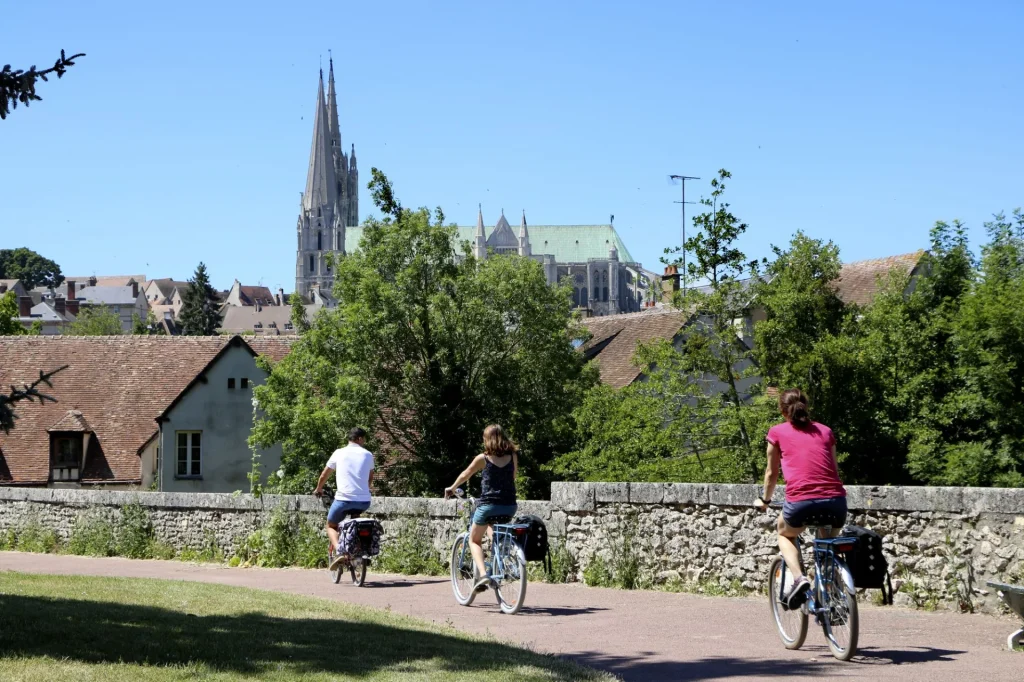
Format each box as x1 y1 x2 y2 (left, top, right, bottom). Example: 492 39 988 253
837 561 856 594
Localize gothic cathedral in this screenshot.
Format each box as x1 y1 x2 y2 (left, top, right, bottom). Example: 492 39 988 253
295 58 358 299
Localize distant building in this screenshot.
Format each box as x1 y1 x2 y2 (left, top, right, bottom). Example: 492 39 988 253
0 280 29 299
0 335 292 491
223 280 281 308
14 296 79 335
75 282 149 332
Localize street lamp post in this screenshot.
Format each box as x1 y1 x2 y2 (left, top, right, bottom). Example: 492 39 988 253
670 174 699 295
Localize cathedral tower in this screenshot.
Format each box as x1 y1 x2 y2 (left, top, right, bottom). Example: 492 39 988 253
295 58 358 299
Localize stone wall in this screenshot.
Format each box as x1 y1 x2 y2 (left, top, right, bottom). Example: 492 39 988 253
552 482 1024 614
0 487 553 563
1 483 1022 614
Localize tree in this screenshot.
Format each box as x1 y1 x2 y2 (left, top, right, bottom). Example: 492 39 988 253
1 50 84 120
0 366 66 434
288 292 309 334
132 309 164 335
68 306 123 335
178 263 221 336
0 248 63 289
0 291 31 336
251 169 595 497
554 170 775 483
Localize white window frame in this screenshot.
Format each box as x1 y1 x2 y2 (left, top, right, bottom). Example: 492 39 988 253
175 431 202 479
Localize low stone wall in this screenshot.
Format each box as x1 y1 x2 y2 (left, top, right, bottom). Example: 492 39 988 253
552 482 1024 614
1 483 1022 614
0 487 554 563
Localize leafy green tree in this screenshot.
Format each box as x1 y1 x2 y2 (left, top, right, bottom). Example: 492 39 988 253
0 291 31 335
251 169 594 497
1 50 84 120
131 309 164 335
68 306 123 335
554 170 774 483
0 248 63 289
178 263 221 336
288 292 309 334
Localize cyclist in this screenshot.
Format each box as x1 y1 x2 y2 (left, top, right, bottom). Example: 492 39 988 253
444 424 518 592
314 427 375 571
754 388 847 608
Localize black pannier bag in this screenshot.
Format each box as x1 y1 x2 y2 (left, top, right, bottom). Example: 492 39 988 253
513 515 551 572
840 524 894 605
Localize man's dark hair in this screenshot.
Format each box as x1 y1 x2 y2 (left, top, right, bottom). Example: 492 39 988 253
348 427 367 442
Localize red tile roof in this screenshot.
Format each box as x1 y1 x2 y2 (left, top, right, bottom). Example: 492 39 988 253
0 336 293 485
580 310 688 388
835 251 925 307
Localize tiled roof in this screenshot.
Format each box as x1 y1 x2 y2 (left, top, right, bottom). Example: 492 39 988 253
345 224 637 264
76 285 139 305
580 309 688 388
220 304 321 334
239 286 278 307
0 336 293 485
835 251 925 307
66 275 146 288
48 410 91 433
147 279 189 301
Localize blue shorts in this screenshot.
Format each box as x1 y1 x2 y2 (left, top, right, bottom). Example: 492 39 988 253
472 503 518 526
782 496 847 529
327 499 370 525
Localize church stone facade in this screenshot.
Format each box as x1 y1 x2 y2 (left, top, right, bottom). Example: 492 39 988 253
292 63 652 316
295 59 358 298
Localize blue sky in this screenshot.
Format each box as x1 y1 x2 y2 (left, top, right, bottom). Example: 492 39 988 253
3 1 1022 292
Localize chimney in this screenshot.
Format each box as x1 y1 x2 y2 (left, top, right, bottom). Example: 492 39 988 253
66 299 80 316
18 296 32 317
54 298 66 316
277 288 285 306
662 265 680 302
131 281 138 298
66 280 75 299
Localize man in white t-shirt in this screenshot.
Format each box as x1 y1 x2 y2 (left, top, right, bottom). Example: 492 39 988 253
313 427 375 568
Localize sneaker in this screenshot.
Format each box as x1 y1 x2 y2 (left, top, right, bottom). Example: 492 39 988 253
329 552 348 571
473 576 493 593
785 576 811 609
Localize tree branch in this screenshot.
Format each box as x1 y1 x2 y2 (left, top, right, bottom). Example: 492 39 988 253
1 50 85 119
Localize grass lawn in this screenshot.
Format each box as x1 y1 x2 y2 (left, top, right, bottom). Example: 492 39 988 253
0 572 614 682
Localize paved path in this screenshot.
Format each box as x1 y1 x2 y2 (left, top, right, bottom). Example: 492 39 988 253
1 551 1020 681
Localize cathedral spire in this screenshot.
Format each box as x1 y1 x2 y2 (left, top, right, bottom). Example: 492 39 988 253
303 70 337 212
519 210 531 257
473 204 486 260
326 53 341 149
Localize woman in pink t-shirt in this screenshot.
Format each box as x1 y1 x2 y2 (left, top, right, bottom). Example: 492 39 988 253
754 388 847 607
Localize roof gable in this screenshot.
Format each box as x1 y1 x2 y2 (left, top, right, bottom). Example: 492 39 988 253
580 310 687 388
835 251 924 307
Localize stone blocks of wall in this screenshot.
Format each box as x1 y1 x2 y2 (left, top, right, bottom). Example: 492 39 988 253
551 482 1024 614
0 487 554 564
2 484 1022 614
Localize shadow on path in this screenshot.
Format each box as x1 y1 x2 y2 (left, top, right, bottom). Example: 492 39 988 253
570 652 833 681
854 646 967 665
519 605 610 617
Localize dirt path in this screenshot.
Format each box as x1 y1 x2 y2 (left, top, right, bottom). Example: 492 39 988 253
1 551 1020 681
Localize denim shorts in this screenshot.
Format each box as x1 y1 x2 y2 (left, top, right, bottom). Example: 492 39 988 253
327 499 370 524
782 496 848 529
472 503 518 526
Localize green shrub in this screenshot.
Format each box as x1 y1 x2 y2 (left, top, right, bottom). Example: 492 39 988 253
16 521 59 554
149 541 176 560
181 529 223 563
582 553 613 587
375 519 446 576
67 511 115 557
0 528 17 550
115 501 155 559
545 540 578 584
234 505 325 568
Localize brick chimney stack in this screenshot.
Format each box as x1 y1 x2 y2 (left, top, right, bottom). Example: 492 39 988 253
54 298 66 316
661 265 681 302
18 296 32 317
66 280 76 299
277 288 285 306
131 281 138 298
66 299 80 316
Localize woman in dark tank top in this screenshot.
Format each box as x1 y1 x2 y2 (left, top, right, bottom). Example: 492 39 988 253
444 424 519 589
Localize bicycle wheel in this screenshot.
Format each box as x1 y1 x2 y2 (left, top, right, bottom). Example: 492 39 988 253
768 556 807 649
495 542 528 615
821 559 859 661
450 533 476 606
350 557 367 586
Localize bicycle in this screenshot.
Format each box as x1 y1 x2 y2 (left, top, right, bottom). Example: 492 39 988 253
766 513 860 661
448 488 529 614
318 491 380 587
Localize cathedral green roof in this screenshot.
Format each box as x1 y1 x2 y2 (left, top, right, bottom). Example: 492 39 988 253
344 224 636 264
